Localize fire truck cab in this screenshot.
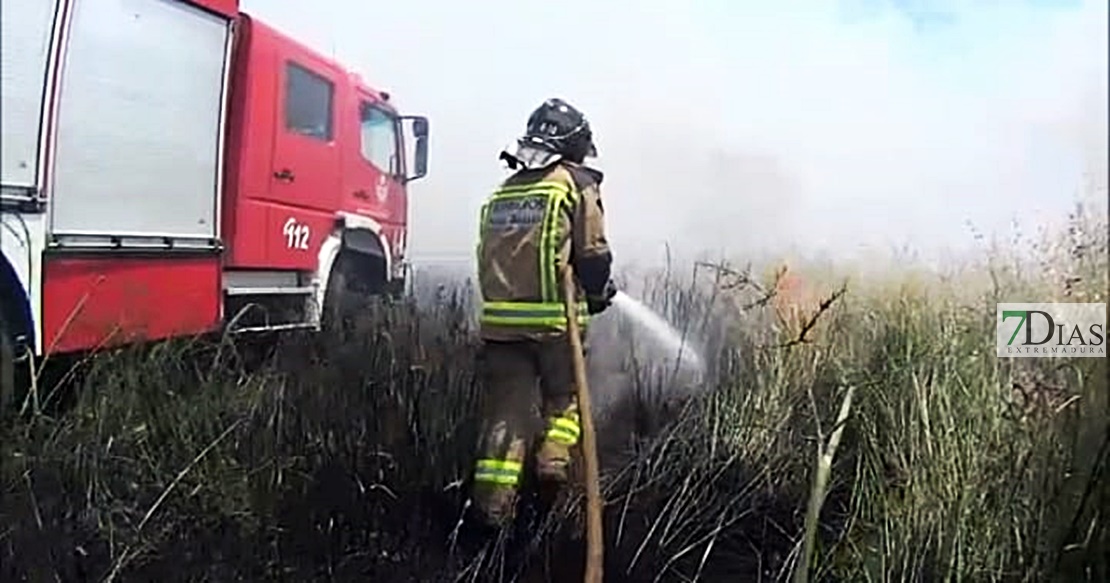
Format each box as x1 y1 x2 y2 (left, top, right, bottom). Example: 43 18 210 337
0 0 429 371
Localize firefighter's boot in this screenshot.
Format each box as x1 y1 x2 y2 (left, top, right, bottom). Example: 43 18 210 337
471 483 518 530
535 410 580 485
471 457 524 530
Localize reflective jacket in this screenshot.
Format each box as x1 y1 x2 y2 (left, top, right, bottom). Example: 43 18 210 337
476 161 612 341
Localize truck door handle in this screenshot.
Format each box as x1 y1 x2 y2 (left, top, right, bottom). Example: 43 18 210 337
274 168 295 183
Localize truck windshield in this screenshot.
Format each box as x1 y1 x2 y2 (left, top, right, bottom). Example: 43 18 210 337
359 103 399 176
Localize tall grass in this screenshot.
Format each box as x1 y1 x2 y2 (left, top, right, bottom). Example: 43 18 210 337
1 204 1106 582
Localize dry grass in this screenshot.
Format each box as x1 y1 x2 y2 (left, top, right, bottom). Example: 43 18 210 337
1 203 1106 582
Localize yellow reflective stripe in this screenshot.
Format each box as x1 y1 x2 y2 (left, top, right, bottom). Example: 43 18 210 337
485 301 585 313
488 189 568 205
476 201 491 259
559 186 580 210
488 189 565 203
474 458 523 486
484 302 588 314
481 316 588 330
479 201 491 232
545 416 581 445
540 193 561 301
552 416 580 437
474 473 518 486
476 459 523 473
492 181 577 210
493 181 571 196
480 317 590 329
480 301 589 329
546 426 578 445
547 185 579 300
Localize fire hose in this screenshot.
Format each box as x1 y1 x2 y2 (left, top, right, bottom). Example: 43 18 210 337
562 266 604 583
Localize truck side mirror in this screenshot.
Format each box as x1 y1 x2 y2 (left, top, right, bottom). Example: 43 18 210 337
401 115 429 183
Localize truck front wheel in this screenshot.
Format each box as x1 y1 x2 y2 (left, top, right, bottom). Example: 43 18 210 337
0 311 21 415
322 251 387 333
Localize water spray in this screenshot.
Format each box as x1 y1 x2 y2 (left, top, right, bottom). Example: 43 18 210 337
610 291 706 374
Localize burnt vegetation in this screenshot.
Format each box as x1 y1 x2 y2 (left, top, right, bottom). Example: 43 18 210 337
2 205 1108 582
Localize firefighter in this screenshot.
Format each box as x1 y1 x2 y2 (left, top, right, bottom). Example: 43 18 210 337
469 97 617 529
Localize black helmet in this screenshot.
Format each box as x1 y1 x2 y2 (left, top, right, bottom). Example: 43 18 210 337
519 98 597 163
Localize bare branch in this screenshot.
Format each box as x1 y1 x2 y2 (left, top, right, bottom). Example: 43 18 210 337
775 283 848 349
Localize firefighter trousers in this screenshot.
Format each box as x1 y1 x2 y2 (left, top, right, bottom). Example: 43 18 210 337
471 336 583 527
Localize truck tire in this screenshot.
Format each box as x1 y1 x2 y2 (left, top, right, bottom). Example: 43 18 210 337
322 254 354 332
322 252 386 333
1 311 17 414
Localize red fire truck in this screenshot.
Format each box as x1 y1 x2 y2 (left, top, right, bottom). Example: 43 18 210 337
0 0 429 376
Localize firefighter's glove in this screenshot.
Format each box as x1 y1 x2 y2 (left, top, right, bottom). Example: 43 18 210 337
586 280 618 315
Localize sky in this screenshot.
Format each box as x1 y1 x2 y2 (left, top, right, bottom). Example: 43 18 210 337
240 0 1108 269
